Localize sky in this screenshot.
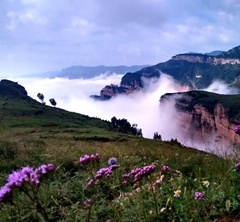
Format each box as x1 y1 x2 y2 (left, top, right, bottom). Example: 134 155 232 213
1 0 240 76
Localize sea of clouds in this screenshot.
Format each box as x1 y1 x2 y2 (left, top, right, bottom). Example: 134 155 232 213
8 73 240 157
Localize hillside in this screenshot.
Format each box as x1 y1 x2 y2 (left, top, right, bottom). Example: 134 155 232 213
0 79 240 221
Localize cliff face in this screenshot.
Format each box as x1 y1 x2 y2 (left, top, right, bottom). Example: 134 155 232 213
160 91 240 156
172 54 240 65
91 81 141 100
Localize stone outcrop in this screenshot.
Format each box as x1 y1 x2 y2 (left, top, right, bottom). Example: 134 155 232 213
160 91 240 156
172 54 240 65
91 81 141 100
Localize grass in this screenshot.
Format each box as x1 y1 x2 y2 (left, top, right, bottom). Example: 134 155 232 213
0 80 240 221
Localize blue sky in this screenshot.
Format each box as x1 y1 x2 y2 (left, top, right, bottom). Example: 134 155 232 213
1 0 240 76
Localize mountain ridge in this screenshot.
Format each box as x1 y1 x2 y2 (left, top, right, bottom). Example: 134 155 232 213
92 45 240 100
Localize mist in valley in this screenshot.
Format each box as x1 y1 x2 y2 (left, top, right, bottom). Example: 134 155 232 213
10 73 240 157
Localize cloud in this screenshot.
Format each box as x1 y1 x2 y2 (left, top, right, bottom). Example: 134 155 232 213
1 0 240 76
204 80 239 94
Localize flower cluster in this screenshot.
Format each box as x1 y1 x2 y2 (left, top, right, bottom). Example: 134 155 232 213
161 165 170 173
79 153 100 164
0 164 54 202
95 165 119 179
122 164 156 183
85 165 119 189
234 125 240 134
195 192 204 201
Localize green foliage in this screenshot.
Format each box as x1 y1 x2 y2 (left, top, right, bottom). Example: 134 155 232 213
111 116 143 137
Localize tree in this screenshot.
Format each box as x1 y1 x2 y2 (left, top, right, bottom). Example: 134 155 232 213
153 132 162 140
37 93 45 104
49 98 57 107
110 116 143 137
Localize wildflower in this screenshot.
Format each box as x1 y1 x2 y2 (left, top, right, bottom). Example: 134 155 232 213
149 210 153 215
210 205 216 209
161 165 170 173
174 190 181 197
133 165 156 182
234 125 240 134
83 198 92 208
122 180 127 185
79 153 100 164
0 163 55 202
0 184 11 201
235 162 240 170
85 179 95 189
108 157 118 166
203 180 210 188
122 165 155 183
195 192 204 201
160 207 166 212
95 164 119 179
153 175 164 186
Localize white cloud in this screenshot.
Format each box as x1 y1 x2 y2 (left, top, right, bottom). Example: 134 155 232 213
8 72 240 157
0 0 240 76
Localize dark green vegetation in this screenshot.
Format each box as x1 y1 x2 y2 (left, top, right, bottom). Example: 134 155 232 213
0 80 240 221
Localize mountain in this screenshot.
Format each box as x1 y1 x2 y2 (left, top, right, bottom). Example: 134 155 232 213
93 45 240 100
57 65 149 79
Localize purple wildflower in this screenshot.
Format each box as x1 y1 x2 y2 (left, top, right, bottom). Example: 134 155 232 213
234 125 240 134
122 165 156 182
95 165 119 179
235 162 240 170
195 192 204 201
161 165 170 173
79 153 100 164
83 198 92 208
0 184 11 201
47 163 55 171
7 169 28 188
122 180 128 185
210 205 216 209
85 179 95 189
108 157 118 166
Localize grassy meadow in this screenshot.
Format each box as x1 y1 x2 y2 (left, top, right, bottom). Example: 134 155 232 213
0 80 240 221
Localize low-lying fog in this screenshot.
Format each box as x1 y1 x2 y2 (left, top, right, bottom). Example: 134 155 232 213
8 73 240 157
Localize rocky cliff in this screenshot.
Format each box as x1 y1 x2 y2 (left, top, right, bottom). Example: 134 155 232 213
160 91 240 155
172 54 240 65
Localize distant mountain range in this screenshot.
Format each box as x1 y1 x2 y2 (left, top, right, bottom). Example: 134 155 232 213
29 65 149 79
57 65 149 79
92 45 240 100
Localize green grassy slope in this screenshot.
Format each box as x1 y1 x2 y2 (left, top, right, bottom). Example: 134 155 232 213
0 79 240 221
